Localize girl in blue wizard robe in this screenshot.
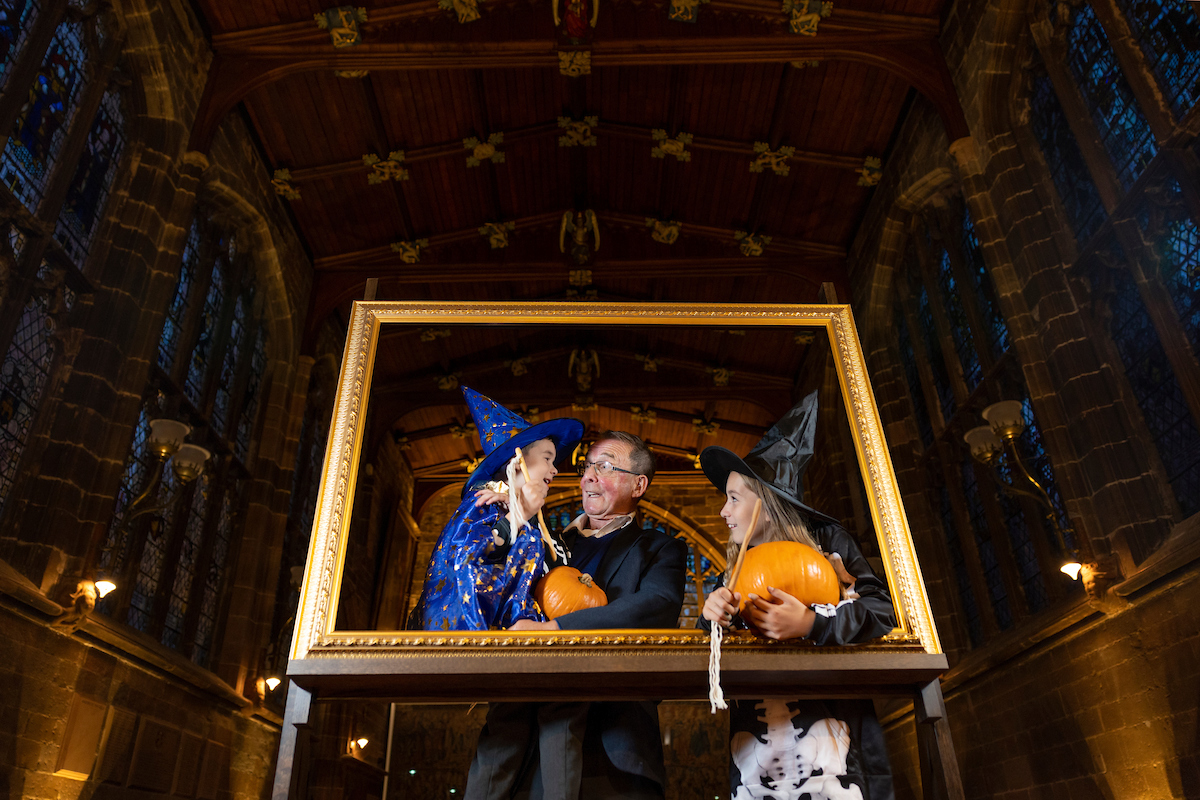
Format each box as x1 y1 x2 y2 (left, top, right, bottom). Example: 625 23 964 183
409 386 585 632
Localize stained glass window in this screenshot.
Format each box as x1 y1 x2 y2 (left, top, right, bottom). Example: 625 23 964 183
158 220 201 372
0 0 39 81
161 471 211 650
193 479 237 667
935 248 984 389
1150 183 1200 356
2 16 89 211
235 332 267 461
960 210 1011 360
895 305 934 448
1063 3 1158 191
937 483 983 647
0 288 55 516
211 294 248 434
184 255 226 407
914 283 957 421
126 468 179 632
1017 394 1072 548
544 500 584 533
55 86 125 266
962 459 1012 630
993 458 1048 613
96 401 152 592
1109 268 1200 517
1027 57 1107 245
290 404 330 541
1114 0 1200 117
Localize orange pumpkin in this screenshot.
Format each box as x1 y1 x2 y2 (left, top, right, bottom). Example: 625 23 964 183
535 566 608 619
730 541 840 620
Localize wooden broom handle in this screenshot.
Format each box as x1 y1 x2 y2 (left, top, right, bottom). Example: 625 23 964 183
515 447 555 549
726 498 762 593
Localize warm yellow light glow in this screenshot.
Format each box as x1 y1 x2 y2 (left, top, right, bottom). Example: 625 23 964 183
172 444 211 482
1060 561 1083 580
964 426 1003 462
982 400 1025 439
94 579 116 598
355 737 369 749
265 676 281 691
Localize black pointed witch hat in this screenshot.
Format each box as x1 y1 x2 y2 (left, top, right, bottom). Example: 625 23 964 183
699 390 839 526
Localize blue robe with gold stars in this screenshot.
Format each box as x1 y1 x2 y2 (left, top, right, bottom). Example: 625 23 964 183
409 495 550 631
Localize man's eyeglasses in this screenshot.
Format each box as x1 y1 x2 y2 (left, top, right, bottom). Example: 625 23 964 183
576 459 641 478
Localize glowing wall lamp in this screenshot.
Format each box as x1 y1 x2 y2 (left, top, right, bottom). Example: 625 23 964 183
965 401 1083 580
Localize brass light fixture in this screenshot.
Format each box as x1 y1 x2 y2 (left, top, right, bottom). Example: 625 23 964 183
119 419 211 527
965 401 1083 580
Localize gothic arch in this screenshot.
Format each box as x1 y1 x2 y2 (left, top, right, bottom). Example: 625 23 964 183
198 167 298 366
861 167 958 348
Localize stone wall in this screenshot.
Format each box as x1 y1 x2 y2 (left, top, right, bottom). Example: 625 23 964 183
844 0 1200 793
1 604 279 800
886 547 1200 799
0 0 319 797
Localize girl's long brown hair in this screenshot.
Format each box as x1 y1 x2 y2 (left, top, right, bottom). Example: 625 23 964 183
724 472 843 599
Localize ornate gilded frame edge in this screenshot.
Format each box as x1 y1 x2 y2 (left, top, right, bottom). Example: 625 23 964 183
290 301 942 666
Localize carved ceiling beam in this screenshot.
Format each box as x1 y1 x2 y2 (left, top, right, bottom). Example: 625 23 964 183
209 4 939 49
302 258 842 352
366 340 799 432
375 386 791 443
309 211 844 272
602 122 864 170
597 211 845 257
188 35 966 152
386 402 769 442
371 356 795 400
277 120 863 184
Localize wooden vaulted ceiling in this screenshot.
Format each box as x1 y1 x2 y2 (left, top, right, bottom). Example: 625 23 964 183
190 0 963 476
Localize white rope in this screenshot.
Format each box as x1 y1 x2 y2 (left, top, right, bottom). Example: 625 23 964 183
708 622 728 713
504 458 527 542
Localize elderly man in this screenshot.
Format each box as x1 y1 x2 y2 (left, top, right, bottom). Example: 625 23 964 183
467 431 687 800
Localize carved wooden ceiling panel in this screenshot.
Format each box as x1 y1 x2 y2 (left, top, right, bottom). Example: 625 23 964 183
191 0 959 473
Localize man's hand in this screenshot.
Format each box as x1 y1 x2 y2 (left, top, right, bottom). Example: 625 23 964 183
742 587 815 640
701 586 741 628
508 618 561 631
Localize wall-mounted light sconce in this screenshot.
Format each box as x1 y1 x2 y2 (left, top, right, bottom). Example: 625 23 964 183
965 401 1083 580
355 737 369 750
118 420 211 527
260 613 295 701
53 576 118 632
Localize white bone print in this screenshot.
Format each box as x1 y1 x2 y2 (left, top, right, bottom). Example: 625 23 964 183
730 700 864 800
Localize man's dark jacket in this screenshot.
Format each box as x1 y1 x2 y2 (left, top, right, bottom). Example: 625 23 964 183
555 518 687 789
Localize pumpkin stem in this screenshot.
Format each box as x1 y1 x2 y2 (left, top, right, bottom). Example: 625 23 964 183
578 573 595 588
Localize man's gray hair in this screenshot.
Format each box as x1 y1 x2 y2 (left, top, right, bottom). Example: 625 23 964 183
593 430 656 484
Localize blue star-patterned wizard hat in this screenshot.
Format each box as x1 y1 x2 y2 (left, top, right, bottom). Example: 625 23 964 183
461 386 585 498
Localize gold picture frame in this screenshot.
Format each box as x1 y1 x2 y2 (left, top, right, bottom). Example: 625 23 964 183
287 301 946 702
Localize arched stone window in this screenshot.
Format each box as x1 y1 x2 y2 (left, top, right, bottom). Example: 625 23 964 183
1112 0 1200 116
1018 0 1200 533
890 201 1073 646
0 2 126 517
97 210 269 667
